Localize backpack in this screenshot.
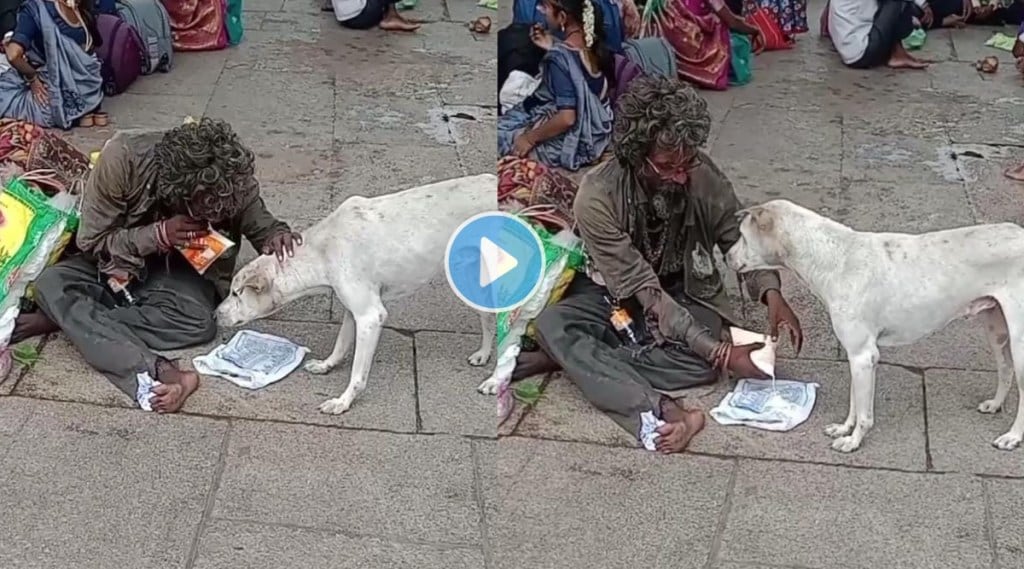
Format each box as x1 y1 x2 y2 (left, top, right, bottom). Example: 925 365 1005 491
95 13 143 95
115 0 172 74
0 0 21 38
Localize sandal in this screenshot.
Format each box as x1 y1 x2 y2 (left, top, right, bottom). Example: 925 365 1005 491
93 112 109 127
78 114 94 127
975 56 999 74
468 16 491 34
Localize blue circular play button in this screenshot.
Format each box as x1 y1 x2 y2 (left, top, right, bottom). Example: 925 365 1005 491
445 212 546 313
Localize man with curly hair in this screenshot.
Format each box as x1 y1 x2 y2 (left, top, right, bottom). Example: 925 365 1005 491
530 76 803 453
13 118 302 414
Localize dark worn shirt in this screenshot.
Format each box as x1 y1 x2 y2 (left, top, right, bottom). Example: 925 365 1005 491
572 155 781 359
76 129 290 299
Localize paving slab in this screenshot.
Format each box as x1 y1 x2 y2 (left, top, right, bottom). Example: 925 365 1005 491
879 317 995 372
192 519 485 569
333 143 467 201
452 105 498 175
513 373 641 448
0 397 34 455
382 276 482 335
718 461 991 569
493 437 734 569
0 336 45 395
950 26 1021 65
925 369 1024 478
0 398 225 569
125 51 229 97
959 148 1024 225
837 179 975 234
414 331 495 437
987 479 1024 569
691 359 928 471
213 422 481 544
18 322 419 432
334 90 446 147
711 104 842 213
101 93 209 130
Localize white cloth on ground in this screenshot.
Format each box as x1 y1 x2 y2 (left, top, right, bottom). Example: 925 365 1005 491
193 330 309 390
332 0 367 21
500 71 542 113
710 378 820 432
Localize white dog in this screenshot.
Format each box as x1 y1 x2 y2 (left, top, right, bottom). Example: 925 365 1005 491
216 174 497 415
725 200 1024 453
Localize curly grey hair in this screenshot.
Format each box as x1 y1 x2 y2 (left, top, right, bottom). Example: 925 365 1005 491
612 76 712 169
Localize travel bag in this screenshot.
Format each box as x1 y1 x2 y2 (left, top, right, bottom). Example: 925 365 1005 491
115 0 173 74
95 13 144 96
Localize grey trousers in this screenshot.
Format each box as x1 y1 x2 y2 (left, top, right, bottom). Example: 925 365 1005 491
534 274 723 437
33 254 218 401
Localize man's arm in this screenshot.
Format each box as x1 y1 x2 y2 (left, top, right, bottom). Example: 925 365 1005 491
76 138 161 281
573 183 720 360
706 172 781 303
236 178 291 252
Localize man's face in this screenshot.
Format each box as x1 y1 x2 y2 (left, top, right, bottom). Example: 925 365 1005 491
643 146 703 186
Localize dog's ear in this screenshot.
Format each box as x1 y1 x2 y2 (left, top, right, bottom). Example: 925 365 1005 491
240 271 270 294
749 206 775 234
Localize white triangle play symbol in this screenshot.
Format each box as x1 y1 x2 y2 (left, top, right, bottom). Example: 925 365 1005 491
480 237 518 287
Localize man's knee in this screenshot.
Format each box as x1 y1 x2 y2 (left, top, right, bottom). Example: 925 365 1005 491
194 311 218 344
34 263 78 310
534 304 569 345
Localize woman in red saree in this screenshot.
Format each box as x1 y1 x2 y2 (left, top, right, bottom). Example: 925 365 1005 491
163 0 228 51
639 0 758 90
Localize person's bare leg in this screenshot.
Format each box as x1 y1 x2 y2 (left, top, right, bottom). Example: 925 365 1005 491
654 398 706 454
1005 160 1024 181
150 360 199 413
512 349 561 380
10 311 59 344
888 42 929 69
379 4 421 31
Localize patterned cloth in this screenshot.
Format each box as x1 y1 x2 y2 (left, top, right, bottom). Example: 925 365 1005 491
640 0 732 91
743 0 808 36
0 118 89 195
497 156 579 233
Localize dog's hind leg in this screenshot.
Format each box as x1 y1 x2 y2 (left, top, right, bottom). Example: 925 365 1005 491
319 291 387 415
468 312 495 367
978 303 1014 414
992 296 1024 450
830 329 880 453
306 309 356 375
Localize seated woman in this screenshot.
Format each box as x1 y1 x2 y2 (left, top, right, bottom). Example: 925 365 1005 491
498 0 615 172
739 0 809 36
0 0 103 129
639 0 760 91
825 0 933 69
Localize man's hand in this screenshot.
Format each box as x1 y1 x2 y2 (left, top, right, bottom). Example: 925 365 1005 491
163 215 209 249
764 289 803 355
726 343 771 379
262 231 303 262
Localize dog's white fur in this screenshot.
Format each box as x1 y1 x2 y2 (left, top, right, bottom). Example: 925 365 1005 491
726 200 1024 453
216 174 497 415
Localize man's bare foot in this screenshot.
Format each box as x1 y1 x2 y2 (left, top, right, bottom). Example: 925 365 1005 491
654 399 706 454
151 361 199 413
1004 162 1024 181
379 6 420 31
888 55 929 69
11 312 58 344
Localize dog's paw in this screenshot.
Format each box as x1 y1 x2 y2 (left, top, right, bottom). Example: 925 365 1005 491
318 396 352 415
305 359 334 375
824 422 853 438
467 350 491 367
477 377 500 395
830 435 862 453
992 432 1023 451
977 399 1002 414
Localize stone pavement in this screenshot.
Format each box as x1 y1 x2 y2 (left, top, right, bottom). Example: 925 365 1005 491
3 0 1024 567
495 6 1024 569
0 1 498 568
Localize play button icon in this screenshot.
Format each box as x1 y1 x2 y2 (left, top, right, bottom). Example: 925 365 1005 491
445 212 546 313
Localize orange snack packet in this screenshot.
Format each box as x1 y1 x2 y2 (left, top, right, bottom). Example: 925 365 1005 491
178 228 235 275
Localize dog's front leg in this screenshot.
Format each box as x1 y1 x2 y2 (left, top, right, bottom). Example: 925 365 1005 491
832 348 879 453
824 376 857 439
306 309 355 375
468 312 495 367
319 301 387 415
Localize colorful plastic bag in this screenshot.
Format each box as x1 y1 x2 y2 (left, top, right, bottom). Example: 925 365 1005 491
728 32 753 86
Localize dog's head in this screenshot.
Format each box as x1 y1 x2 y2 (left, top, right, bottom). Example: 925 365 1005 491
725 200 800 273
215 255 284 327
